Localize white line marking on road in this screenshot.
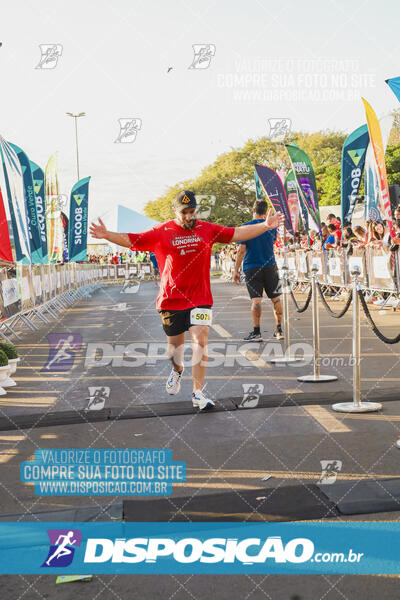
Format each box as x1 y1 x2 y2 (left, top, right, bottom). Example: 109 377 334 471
211 324 231 338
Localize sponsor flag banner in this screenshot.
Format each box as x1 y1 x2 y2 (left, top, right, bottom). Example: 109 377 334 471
0 187 13 262
364 114 394 222
254 168 263 201
61 211 69 262
341 125 369 225
385 76 400 103
45 153 63 263
68 177 90 262
0 138 30 262
30 161 48 263
285 143 322 235
284 170 302 233
362 99 394 237
364 143 381 221
254 169 272 211
2 522 400 574
255 164 293 234
9 143 43 264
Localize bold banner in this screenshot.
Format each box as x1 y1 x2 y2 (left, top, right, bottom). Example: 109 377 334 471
364 114 394 222
30 161 48 263
2 521 400 574
45 153 63 263
0 138 30 262
9 143 43 264
284 170 302 233
254 168 263 201
341 125 369 225
0 187 13 262
364 143 381 221
285 143 322 234
385 76 400 103
362 98 394 237
61 211 69 262
255 164 293 233
68 177 90 262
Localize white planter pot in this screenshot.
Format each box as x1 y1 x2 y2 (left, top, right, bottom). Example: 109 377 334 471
2 357 19 387
8 357 20 375
0 365 8 395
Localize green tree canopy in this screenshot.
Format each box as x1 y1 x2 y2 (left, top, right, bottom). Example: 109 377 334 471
144 125 400 226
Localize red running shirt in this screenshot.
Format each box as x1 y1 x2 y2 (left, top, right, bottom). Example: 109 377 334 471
128 220 235 310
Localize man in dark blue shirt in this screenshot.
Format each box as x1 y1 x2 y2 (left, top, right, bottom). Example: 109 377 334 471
233 200 283 341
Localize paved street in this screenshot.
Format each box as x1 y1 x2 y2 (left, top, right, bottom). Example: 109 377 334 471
1 278 400 598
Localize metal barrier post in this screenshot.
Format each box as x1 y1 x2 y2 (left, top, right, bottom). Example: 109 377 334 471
298 265 338 383
269 263 303 364
332 266 381 413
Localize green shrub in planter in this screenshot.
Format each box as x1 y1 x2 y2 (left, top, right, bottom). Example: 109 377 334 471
0 349 9 367
0 343 18 359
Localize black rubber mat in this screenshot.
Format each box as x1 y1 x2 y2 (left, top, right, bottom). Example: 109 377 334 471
0 386 399 432
318 478 400 514
123 484 339 522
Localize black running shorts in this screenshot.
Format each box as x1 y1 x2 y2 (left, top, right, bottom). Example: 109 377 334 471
158 305 212 336
244 264 282 299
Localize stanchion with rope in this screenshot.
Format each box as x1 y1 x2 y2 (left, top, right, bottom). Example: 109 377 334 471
332 265 382 413
298 265 338 383
269 263 304 364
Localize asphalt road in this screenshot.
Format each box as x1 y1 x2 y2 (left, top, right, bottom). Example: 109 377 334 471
1 278 400 598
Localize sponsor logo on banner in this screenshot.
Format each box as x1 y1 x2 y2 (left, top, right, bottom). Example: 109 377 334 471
42 529 81 567
1 278 18 307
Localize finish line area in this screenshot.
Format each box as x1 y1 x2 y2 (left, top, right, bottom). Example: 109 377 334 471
2 279 400 595
1 279 400 517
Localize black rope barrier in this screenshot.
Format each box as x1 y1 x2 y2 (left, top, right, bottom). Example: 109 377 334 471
358 289 400 344
288 282 312 313
316 282 353 318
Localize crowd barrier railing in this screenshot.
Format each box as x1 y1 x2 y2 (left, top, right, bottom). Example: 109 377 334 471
273 246 400 298
0 262 158 343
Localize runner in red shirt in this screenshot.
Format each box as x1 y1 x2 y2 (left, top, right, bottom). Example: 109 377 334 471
90 190 284 410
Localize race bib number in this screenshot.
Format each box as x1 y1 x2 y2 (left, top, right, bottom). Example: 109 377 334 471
190 307 212 326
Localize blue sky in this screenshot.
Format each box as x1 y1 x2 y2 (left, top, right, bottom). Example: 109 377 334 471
1 0 400 233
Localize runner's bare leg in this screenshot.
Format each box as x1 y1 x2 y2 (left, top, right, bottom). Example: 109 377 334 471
166 333 185 372
189 325 209 392
271 296 282 326
251 298 262 327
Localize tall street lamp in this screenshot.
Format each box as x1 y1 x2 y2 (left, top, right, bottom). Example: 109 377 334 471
66 112 86 180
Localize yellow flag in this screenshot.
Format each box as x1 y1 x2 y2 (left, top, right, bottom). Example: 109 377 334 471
362 98 393 237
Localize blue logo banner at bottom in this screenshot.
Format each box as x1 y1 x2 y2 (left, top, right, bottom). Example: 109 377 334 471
1 522 400 574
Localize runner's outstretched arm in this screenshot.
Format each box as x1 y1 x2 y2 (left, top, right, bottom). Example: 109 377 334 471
231 210 284 242
89 218 132 248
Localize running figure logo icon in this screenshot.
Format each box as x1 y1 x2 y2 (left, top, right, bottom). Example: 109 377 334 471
188 44 216 69
268 118 291 142
114 118 142 143
42 333 82 372
35 44 63 69
42 529 82 567
240 383 264 408
318 460 342 484
85 386 110 411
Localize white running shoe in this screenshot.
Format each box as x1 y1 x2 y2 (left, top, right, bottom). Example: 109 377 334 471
166 367 183 395
192 389 215 411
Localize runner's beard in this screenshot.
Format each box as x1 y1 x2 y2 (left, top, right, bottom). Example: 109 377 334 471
182 219 197 229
